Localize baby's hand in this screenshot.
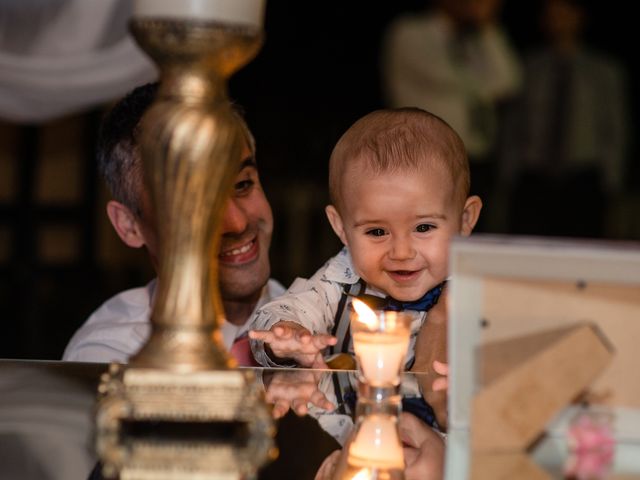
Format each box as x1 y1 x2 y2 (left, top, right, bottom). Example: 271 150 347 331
263 370 334 419
249 321 337 368
432 360 449 392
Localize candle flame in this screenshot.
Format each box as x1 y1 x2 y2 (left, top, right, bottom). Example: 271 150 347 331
352 299 378 328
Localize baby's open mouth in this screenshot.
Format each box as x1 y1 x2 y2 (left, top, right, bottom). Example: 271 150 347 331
390 270 417 276
387 269 420 281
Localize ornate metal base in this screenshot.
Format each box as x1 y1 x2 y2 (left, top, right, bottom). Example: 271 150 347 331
96 364 276 479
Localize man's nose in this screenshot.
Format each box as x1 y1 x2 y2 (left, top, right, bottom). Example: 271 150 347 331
221 198 248 235
388 233 416 260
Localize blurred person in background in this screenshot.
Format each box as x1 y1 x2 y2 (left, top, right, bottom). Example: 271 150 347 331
381 0 522 231
499 0 629 238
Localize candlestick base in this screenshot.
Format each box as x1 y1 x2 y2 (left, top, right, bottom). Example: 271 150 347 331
96 363 276 479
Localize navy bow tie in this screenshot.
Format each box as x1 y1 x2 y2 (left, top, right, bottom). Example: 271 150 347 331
353 282 446 313
384 282 446 312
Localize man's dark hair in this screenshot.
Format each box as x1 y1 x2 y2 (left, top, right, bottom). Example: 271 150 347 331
98 82 256 216
97 82 158 216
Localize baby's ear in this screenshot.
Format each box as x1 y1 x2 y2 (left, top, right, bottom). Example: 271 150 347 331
325 205 348 246
460 195 482 236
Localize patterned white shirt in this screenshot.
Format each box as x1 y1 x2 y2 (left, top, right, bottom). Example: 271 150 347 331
250 248 426 367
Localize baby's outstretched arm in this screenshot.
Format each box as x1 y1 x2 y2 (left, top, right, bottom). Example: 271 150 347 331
249 321 337 368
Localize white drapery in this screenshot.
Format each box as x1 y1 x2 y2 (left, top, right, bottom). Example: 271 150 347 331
0 0 157 124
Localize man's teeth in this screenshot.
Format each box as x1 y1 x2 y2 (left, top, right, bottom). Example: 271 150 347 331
221 241 253 257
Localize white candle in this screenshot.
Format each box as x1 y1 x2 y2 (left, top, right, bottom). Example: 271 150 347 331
351 300 412 387
348 413 404 470
133 0 266 28
353 331 410 387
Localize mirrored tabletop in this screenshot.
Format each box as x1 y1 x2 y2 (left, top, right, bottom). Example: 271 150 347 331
0 359 435 480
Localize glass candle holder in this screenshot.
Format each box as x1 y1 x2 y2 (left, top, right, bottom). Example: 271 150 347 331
351 299 413 389
333 407 405 480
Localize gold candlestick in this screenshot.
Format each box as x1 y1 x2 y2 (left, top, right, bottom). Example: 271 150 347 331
95 2 275 478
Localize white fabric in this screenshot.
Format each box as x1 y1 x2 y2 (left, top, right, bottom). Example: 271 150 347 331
250 247 426 367
381 11 521 158
0 0 157 124
0 364 97 479
62 278 285 363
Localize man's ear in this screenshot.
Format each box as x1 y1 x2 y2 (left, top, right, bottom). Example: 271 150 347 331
106 200 146 248
460 195 483 236
325 205 348 246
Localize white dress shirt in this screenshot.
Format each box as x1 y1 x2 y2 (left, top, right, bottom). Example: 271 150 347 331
62 278 285 363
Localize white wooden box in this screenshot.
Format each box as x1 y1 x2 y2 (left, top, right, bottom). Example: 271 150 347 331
445 235 640 479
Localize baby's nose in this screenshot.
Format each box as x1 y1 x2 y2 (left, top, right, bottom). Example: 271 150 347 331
388 234 416 260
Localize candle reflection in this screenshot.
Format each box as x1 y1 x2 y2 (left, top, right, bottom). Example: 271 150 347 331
348 413 404 470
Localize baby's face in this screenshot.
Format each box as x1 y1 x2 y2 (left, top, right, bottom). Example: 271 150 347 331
337 164 464 302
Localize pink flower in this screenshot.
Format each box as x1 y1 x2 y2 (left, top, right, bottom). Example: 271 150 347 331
564 412 615 480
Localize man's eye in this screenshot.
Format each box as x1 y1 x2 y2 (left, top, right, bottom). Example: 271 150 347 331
416 224 434 233
365 228 386 237
235 179 254 194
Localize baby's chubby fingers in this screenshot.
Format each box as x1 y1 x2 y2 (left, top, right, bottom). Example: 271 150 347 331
272 399 290 419
310 353 329 369
310 333 337 350
432 377 448 392
248 329 276 343
272 325 296 339
309 390 335 411
295 328 314 344
432 360 449 375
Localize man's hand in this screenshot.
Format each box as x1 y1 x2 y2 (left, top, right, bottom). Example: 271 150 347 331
249 321 337 368
263 370 335 419
314 449 342 480
399 412 445 480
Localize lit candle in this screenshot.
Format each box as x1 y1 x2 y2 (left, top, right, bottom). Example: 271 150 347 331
133 0 266 28
348 413 404 470
351 300 412 387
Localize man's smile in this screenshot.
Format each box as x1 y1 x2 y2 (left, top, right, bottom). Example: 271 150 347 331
219 237 259 264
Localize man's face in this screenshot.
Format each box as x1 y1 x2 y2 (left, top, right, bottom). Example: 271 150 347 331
333 161 468 302
135 143 273 302
217 144 273 301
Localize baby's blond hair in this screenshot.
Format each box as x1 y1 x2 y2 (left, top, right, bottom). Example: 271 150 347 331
328 107 470 211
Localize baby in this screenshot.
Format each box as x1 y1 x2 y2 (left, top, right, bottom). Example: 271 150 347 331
249 107 481 369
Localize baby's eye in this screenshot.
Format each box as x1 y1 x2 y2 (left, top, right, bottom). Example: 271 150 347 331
416 224 434 233
365 228 386 237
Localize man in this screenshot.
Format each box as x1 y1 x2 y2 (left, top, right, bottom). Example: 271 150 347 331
63 82 284 365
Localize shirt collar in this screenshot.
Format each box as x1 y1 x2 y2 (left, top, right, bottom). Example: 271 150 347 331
323 247 361 285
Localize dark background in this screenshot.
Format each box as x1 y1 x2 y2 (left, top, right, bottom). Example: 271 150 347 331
1 0 638 360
